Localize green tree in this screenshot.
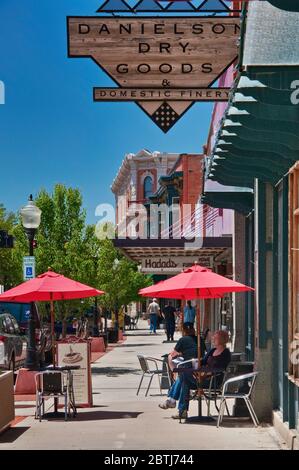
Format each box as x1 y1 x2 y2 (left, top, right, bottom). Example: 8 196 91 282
33 185 99 332
0 204 26 289
35 185 86 276
1 187 151 334
97 238 151 324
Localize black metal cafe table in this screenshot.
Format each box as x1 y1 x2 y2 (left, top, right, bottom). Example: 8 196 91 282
41 364 80 419
173 366 225 423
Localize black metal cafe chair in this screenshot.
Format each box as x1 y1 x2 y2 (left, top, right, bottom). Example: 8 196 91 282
35 371 68 421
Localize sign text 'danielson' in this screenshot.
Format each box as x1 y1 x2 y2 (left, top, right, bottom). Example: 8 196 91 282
68 17 240 88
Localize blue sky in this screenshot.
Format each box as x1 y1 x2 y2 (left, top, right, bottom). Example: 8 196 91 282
0 0 213 224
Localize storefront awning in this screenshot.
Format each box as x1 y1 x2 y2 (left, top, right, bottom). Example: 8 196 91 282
113 237 232 267
264 1 299 13
201 188 254 215
208 69 299 187
207 1 299 188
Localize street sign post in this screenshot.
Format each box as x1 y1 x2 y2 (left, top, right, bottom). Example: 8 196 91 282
23 256 36 281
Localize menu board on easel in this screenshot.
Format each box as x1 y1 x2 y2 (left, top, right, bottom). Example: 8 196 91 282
57 338 92 407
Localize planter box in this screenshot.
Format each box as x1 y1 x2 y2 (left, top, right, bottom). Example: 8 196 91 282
107 329 119 343
90 336 106 353
100 333 108 348
0 371 15 434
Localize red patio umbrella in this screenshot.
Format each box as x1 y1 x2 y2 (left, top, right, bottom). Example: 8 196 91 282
139 263 254 359
0 269 105 365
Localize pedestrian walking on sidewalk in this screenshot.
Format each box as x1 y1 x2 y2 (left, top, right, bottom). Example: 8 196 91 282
147 298 160 334
162 302 176 341
183 300 196 327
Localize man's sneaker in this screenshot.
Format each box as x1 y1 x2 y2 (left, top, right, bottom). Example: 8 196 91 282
159 399 176 410
172 410 188 420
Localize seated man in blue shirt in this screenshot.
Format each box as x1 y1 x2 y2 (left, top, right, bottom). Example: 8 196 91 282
159 324 205 412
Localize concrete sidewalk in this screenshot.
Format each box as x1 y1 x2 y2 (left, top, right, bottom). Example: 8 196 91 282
0 325 285 450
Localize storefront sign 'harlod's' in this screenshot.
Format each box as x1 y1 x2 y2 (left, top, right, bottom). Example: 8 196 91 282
67 11 240 131
141 256 213 273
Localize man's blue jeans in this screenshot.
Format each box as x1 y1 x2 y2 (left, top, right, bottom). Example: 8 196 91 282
177 374 212 412
149 314 157 333
178 374 197 412
168 376 183 400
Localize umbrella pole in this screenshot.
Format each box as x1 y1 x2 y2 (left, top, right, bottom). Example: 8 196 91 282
50 296 59 414
50 298 55 367
196 302 203 418
197 303 201 362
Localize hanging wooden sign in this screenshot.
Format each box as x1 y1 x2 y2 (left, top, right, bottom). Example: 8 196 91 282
67 16 239 131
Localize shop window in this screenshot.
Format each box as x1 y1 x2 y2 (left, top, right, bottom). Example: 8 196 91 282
144 176 153 199
289 164 299 385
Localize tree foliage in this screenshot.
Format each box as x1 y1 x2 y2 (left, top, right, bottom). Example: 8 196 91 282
0 204 26 289
0 185 151 322
97 238 151 313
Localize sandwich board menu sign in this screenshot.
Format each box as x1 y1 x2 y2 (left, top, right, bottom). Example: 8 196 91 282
57 338 93 407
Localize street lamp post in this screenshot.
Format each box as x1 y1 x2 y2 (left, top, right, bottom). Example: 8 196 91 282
114 300 119 332
92 296 100 337
92 254 100 338
102 306 108 348
104 307 108 332
113 258 120 333
20 195 41 370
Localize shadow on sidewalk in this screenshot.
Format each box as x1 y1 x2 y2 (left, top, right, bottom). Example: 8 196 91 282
72 410 143 421
0 427 30 443
179 417 259 429
116 342 157 348
125 333 164 337
92 366 140 376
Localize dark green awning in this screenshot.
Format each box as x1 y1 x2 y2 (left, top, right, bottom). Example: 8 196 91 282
207 68 299 187
206 1 299 191
268 0 299 12
201 190 254 216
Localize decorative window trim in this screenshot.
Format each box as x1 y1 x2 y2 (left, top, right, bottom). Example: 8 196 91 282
140 170 154 185
143 174 154 199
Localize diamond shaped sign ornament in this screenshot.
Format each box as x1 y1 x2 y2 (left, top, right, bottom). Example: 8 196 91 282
199 0 230 11
67 11 240 132
166 2 195 11
152 103 180 132
135 0 163 11
96 0 237 13
100 0 132 11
